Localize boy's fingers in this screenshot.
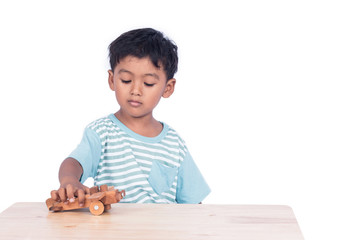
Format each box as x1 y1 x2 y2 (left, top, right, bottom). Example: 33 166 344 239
66 184 76 202
77 189 86 207
84 186 90 195
51 190 59 201
58 188 67 203
53 184 88 205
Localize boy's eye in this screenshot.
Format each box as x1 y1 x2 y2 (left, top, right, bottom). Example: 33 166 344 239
144 82 155 87
121 79 131 84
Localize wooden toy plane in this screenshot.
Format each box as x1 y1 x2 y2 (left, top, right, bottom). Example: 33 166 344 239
46 185 125 216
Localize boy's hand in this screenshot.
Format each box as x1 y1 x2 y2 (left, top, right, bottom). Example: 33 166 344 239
50 176 90 207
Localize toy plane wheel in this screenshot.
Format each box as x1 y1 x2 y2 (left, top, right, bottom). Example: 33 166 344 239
89 201 104 216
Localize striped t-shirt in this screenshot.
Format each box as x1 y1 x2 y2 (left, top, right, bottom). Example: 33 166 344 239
69 114 210 204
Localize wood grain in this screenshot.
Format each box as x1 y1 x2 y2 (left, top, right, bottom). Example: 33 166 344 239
0 203 304 240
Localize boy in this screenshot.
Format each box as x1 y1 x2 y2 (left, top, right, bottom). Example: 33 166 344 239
50 28 210 205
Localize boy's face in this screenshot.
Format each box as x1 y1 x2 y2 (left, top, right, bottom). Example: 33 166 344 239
108 56 176 120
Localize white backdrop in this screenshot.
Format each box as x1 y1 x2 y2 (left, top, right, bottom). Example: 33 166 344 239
0 1 359 239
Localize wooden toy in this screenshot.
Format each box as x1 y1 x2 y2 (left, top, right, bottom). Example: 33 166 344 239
46 185 125 216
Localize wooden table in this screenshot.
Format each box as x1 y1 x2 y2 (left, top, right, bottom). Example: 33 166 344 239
0 203 304 239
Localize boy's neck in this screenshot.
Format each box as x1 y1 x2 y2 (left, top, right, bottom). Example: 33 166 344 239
114 110 163 138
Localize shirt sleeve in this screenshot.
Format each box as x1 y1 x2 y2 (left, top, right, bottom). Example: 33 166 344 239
176 151 211 203
68 127 101 183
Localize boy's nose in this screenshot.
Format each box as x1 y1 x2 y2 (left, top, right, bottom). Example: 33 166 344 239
130 82 142 96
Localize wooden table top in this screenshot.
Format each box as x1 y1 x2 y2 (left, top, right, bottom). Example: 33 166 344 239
0 202 304 240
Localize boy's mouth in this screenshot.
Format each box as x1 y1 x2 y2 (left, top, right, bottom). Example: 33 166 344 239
128 100 142 107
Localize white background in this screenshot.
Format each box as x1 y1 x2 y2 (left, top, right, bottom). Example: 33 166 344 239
0 0 359 239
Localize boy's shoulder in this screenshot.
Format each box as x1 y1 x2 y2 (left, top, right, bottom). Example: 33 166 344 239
164 124 187 144
86 115 115 130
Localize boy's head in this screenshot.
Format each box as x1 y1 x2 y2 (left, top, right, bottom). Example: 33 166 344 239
108 28 178 80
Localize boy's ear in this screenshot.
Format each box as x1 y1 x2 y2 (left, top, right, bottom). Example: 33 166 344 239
108 70 115 91
162 78 176 98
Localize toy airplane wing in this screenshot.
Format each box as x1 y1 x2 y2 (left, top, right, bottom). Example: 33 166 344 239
87 192 106 201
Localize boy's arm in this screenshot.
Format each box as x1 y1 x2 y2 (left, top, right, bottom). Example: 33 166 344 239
50 157 90 206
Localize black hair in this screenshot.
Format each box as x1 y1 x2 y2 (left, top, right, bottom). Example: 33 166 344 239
108 28 178 80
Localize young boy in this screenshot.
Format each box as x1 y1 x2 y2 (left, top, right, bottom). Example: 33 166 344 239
50 28 210 205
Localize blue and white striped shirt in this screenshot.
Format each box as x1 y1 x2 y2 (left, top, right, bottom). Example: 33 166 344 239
69 114 210 203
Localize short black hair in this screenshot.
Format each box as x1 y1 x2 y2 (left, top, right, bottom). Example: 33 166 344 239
108 28 178 80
